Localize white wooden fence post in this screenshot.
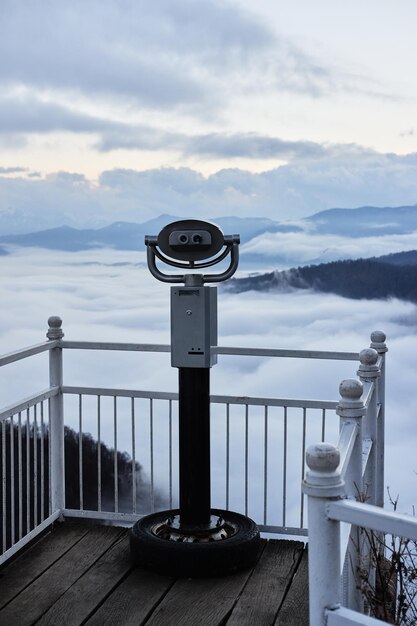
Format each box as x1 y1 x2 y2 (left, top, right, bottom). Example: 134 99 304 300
337 378 365 612
47 316 65 514
303 443 345 626
358 348 380 506
370 331 387 509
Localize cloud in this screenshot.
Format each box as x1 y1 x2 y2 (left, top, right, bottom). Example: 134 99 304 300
0 0 273 114
182 134 372 161
0 0 381 127
400 128 415 137
259 153 417 216
93 153 417 223
241 230 417 266
0 169 104 233
94 126 181 153
0 97 95 134
0 247 416 520
184 133 329 160
0 95 370 164
0 166 27 174
99 166 204 194
0 95 186 158
2 150 417 233
0 95 130 136
1 2 209 109
0 134 27 149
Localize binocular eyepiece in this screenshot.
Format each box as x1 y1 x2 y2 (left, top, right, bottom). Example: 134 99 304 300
145 218 240 284
169 229 212 249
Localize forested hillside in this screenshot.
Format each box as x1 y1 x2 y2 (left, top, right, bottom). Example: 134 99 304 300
230 256 417 303
0 424 164 550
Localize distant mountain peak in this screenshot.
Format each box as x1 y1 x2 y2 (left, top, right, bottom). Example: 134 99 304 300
2 205 417 260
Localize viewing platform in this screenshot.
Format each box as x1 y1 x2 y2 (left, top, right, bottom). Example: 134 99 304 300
0 521 307 625
2 318 417 624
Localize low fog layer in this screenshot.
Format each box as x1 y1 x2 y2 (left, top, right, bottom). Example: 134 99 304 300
1 246 416 523
241 228 417 267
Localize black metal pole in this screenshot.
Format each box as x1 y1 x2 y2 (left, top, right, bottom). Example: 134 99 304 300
178 367 211 527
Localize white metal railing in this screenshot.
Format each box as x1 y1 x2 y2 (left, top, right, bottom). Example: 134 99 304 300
1 316 384 575
60 386 338 531
302 331 413 625
304 452 417 626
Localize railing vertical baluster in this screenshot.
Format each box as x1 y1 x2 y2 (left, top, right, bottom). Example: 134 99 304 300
47 398 51 515
78 394 83 511
10 415 15 546
321 409 326 441
113 396 118 513
358 348 380 506
26 408 30 533
283 406 287 527
370 330 387 509
300 407 307 527
40 403 44 522
263 405 268 525
18 412 22 540
337 379 365 612
47 316 65 514
168 399 173 509
244 404 249 516
150 399 154 512
226 403 230 511
2 420 6 552
131 398 136 514
357 347 381 604
33 405 38 527
97 396 101 512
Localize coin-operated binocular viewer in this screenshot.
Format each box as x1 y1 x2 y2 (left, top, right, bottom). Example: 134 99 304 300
130 220 260 578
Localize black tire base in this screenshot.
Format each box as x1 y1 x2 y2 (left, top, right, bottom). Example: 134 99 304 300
130 508 261 578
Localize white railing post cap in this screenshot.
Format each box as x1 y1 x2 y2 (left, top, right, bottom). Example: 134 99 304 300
357 348 380 379
370 330 388 353
303 443 345 497
336 379 365 418
47 316 64 340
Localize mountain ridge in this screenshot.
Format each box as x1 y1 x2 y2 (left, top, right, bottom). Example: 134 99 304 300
1 204 417 262
229 252 417 303
0 215 294 251
307 203 417 236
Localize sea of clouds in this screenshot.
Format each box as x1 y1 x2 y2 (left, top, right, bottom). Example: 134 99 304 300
241 228 417 267
1 245 416 527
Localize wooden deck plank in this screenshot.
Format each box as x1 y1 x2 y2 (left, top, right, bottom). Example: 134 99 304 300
0 522 89 610
36 530 133 626
226 540 305 625
144 544 268 626
0 522 311 626
85 567 175 626
0 525 123 626
274 548 309 626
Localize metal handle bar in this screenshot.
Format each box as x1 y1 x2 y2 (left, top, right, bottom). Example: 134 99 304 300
145 236 240 284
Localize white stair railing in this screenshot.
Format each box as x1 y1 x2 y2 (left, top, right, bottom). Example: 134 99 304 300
302 332 414 626
305 441 417 625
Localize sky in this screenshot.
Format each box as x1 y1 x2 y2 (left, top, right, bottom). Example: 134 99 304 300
1 0 417 230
